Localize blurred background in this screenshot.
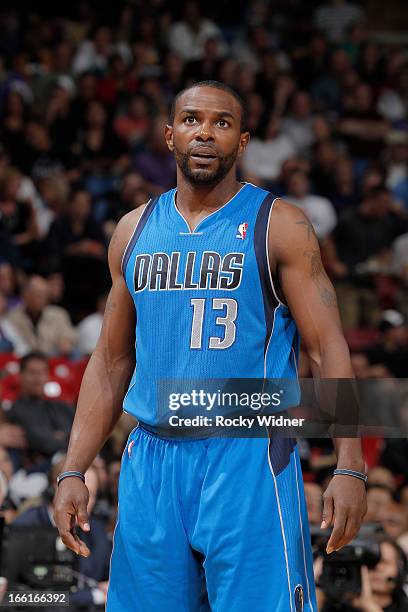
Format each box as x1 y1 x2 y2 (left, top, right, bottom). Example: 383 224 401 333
0 0 407 609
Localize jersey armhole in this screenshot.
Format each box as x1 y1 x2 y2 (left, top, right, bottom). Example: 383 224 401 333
121 198 160 277
265 197 288 309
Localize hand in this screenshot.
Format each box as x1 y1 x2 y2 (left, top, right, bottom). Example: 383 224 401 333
53 477 91 557
322 474 367 554
351 566 382 612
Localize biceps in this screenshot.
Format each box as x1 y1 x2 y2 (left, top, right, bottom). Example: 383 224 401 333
280 252 343 345
97 276 136 361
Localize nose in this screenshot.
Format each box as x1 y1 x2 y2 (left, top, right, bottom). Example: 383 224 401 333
196 120 214 142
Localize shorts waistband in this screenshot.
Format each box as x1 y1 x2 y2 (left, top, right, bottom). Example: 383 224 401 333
136 420 222 442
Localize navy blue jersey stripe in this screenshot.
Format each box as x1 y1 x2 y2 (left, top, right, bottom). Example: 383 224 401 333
121 197 159 275
254 193 279 355
268 436 296 476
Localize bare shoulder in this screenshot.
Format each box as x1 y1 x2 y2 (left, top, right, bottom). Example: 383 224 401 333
108 204 148 274
269 198 318 263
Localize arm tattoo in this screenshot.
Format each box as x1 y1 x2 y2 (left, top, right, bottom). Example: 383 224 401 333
295 219 316 241
304 250 337 308
105 296 117 314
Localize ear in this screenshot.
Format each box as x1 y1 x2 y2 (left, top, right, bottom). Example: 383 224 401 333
165 124 174 151
237 131 250 158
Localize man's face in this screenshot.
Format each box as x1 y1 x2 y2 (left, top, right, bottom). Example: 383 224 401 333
20 358 49 398
23 277 49 314
380 502 408 539
288 172 309 198
368 542 400 596
165 87 249 187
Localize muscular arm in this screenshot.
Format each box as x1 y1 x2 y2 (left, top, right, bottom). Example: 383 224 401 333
54 206 145 555
62 211 141 473
269 200 366 551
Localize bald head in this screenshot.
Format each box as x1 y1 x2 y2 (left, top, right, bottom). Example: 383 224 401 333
169 80 247 132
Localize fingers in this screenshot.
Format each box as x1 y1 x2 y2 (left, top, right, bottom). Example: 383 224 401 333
326 507 362 554
326 504 347 554
321 490 334 529
70 514 91 558
76 505 90 532
54 507 82 555
54 492 91 557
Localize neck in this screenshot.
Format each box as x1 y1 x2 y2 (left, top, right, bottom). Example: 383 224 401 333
175 170 241 216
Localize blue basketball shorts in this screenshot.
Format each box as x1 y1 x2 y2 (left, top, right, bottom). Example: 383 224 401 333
106 426 317 611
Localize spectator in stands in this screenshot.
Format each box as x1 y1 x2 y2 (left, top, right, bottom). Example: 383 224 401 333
317 536 408 611
132 116 176 193
331 157 358 211
310 140 342 198
0 168 40 268
311 48 352 112
13 460 111 608
72 25 116 75
6 274 75 355
23 122 77 183
97 52 138 108
357 41 384 88
285 169 337 241
366 310 408 378
281 91 315 155
0 290 27 355
380 502 408 541
167 1 226 62
6 275 76 356
338 83 389 166
77 291 107 356
5 352 74 462
0 262 19 309
304 482 323 526
368 467 397 493
114 94 151 148
380 386 408 479
1 90 28 169
45 78 79 155
46 187 105 265
292 32 329 91
185 36 224 83
326 187 408 328
241 115 296 187
74 100 129 177
365 485 393 524
313 0 365 43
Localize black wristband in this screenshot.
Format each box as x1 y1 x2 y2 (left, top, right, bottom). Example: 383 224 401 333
333 468 367 483
56 470 85 486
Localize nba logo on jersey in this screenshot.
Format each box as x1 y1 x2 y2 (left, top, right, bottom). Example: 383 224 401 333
236 222 248 240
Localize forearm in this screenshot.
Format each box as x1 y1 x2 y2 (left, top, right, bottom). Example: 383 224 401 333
63 348 135 473
309 336 364 472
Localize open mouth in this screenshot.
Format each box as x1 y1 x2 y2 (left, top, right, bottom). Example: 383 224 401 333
190 152 217 163
191 153 216 158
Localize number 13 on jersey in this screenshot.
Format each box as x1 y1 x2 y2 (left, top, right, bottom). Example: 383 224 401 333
190 298 238 350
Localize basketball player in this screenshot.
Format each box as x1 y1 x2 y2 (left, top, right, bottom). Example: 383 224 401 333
54 81 367 611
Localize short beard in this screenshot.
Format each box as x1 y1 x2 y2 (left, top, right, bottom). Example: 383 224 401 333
175 147 238 186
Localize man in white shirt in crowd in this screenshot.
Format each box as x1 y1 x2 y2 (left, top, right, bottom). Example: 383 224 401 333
285 169 337 242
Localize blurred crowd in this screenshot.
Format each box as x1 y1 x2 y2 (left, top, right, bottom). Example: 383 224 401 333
0 0 408 609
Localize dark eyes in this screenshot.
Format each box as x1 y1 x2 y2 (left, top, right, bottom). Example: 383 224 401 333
183 116 230 127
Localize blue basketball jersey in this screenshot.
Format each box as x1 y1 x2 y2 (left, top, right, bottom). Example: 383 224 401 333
122 182 299 426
